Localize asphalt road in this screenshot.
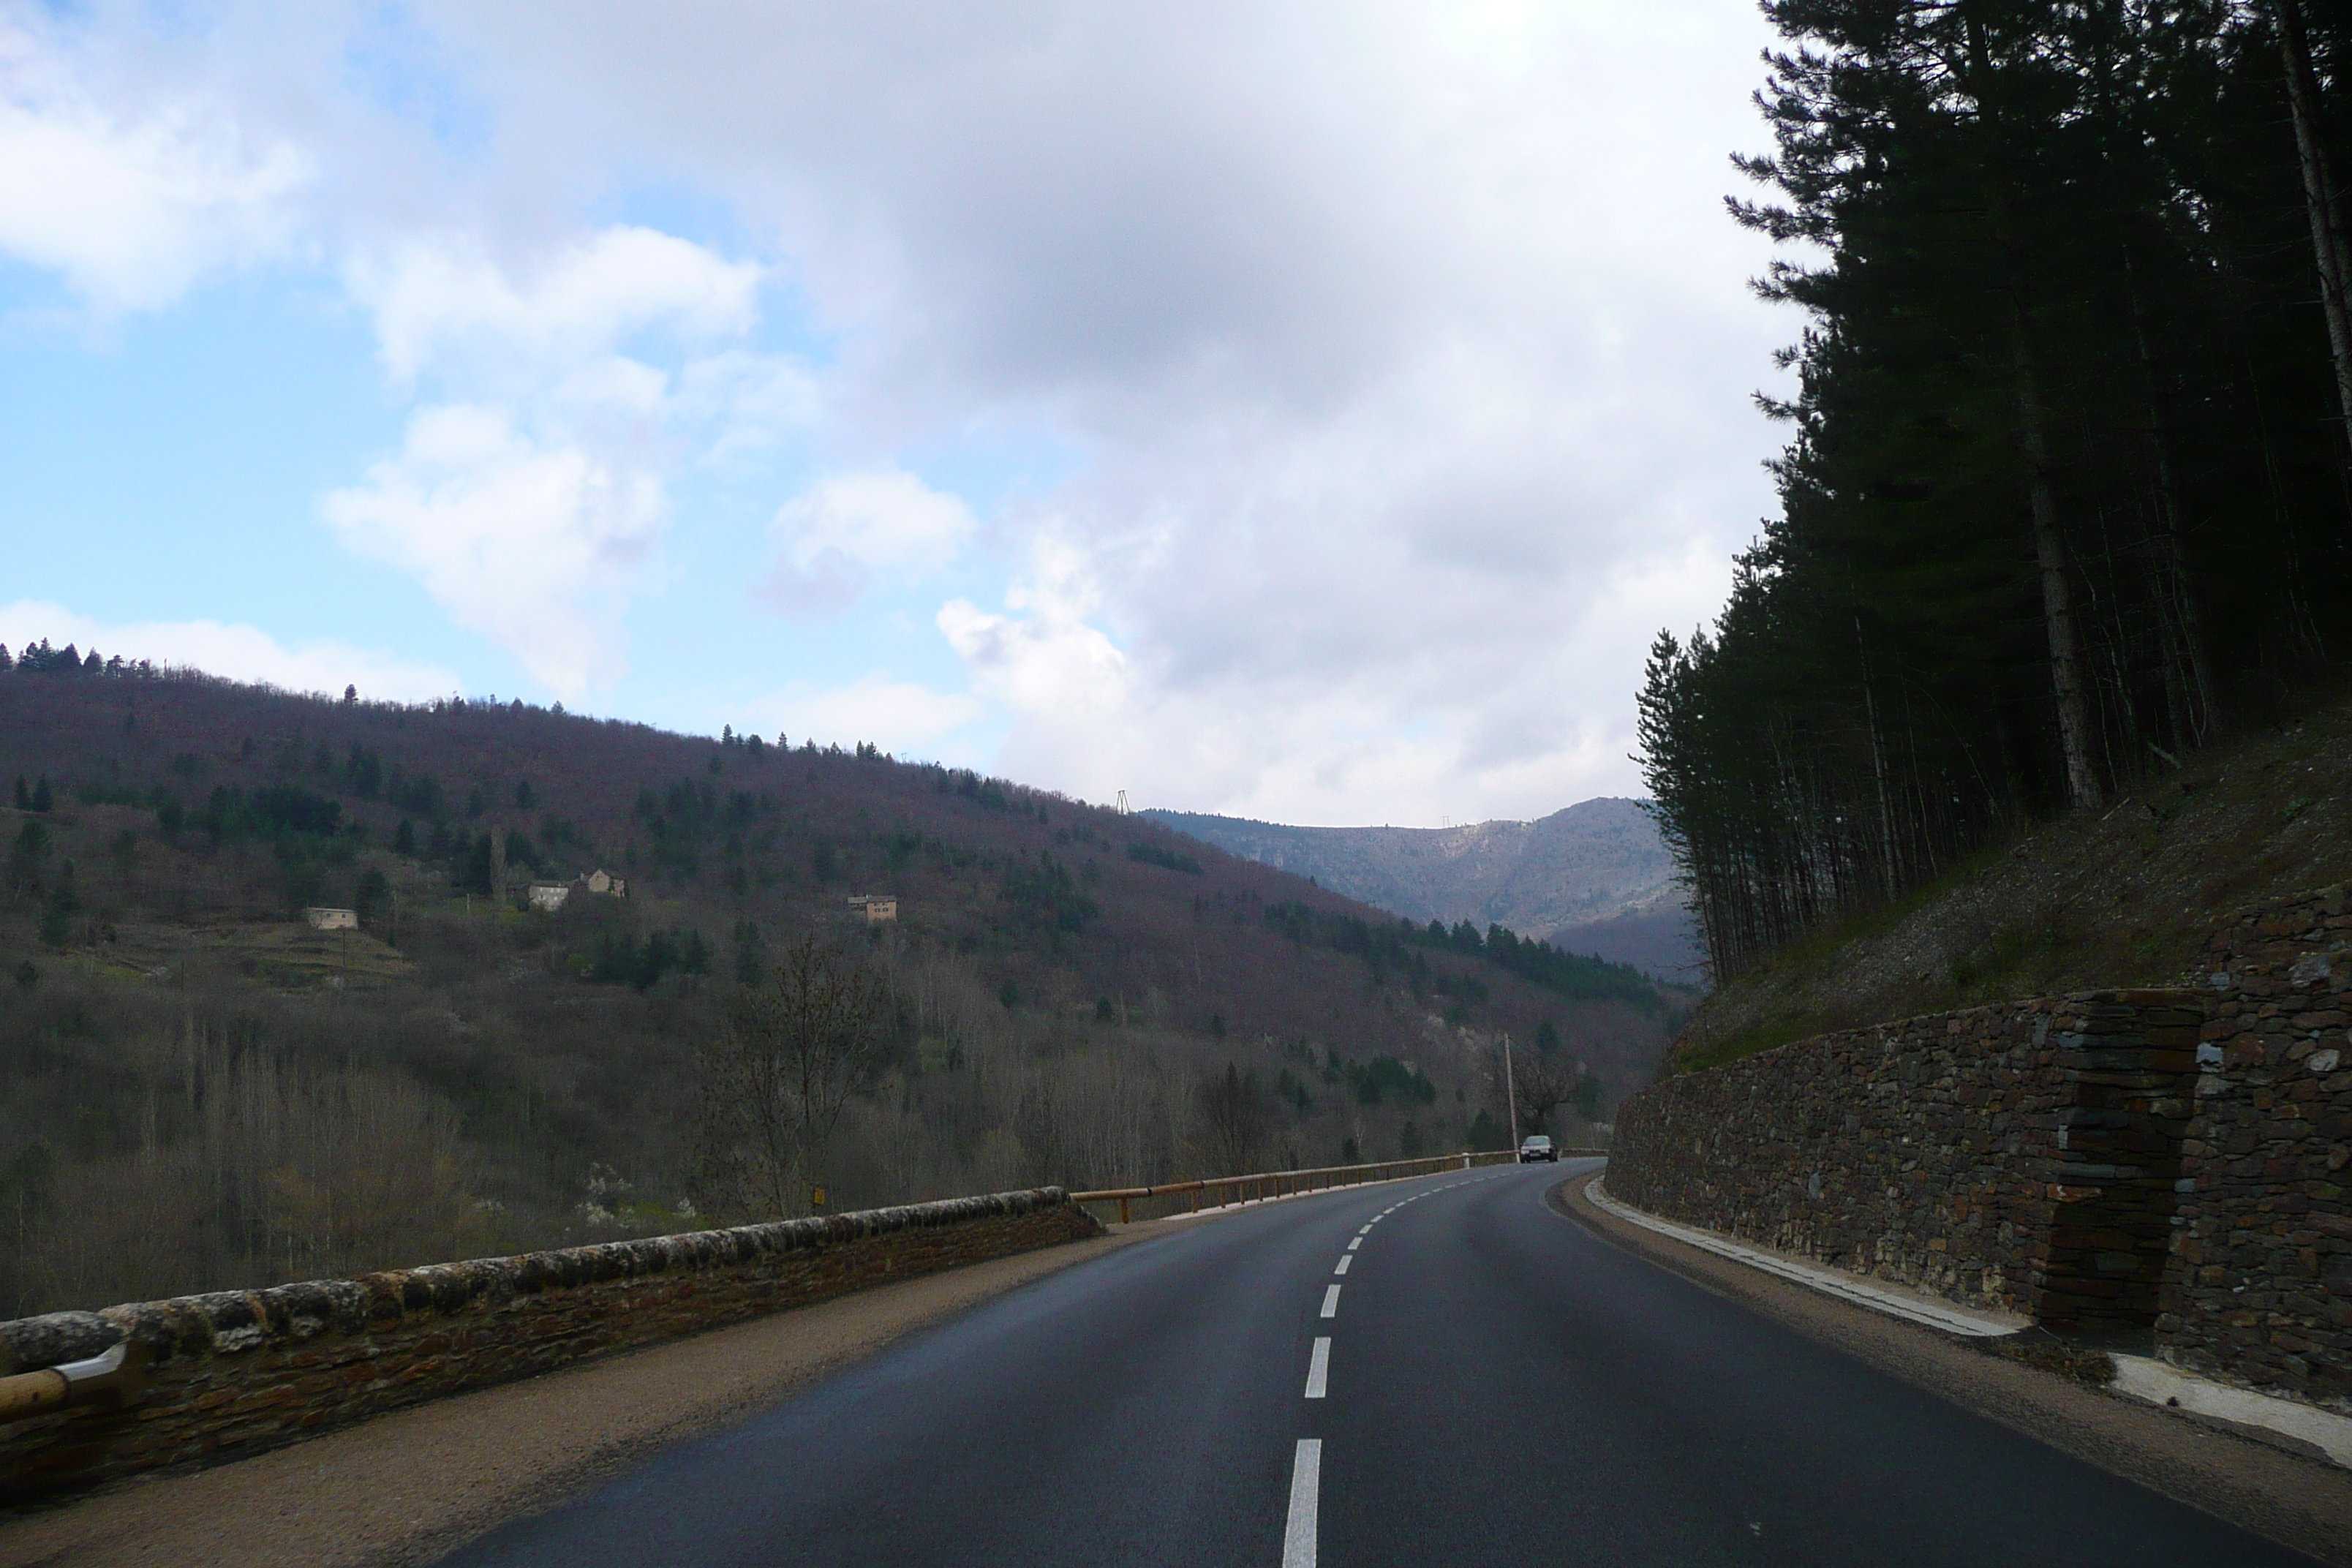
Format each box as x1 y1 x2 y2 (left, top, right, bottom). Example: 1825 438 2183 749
440 1160 2318 1567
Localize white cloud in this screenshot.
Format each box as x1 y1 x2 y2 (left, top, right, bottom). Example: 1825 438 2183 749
938 537 1126 722
321 404 657 699
0 16 306 314
320 226 799 695
406 0 1787 819
348 225 763 386
936 530 1735 826
0 600 457 701
764 470 975 614
745 673 984 758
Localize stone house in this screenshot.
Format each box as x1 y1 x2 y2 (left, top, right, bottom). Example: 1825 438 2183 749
527 883 571 912
304 907 358 931
581 869 627 898
845 893 898 924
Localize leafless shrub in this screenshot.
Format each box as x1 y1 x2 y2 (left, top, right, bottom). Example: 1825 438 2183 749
1191 1063 1273 1175
692 936 889 1221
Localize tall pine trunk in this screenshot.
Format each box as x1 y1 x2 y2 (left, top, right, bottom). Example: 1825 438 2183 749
1970 15 2104 811
2274 0 2352 468
2010 306 2104 810
2123 243 2224 742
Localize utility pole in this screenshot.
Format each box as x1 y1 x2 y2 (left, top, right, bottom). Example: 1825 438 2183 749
1502 1034 1521 1152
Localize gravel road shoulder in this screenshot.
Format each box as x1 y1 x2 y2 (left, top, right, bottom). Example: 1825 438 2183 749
1550 1168 2352 1567
0 1231 1146 1568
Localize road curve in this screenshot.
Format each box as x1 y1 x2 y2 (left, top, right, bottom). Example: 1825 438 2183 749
440 1160 2317 1567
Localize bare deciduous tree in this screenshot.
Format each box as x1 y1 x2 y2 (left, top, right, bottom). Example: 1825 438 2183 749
693 937 889 1221
1191 1063 1271 1175
1485 1043 1599 1142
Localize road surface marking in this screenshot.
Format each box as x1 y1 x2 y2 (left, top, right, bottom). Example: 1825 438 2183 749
1284 1439 1322 1568
1320 1284 1341 1318
1305 1337 1330 1398
1346 1237 1362 1251
1356 1224 1371 1235
1333 1255 1352 1275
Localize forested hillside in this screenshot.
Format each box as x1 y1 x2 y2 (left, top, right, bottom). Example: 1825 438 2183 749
0 650 1676 1314
1640 0 2352 981
1146 799 1702 980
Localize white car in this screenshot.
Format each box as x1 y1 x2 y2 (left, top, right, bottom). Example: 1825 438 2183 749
1518 1134 1556 1164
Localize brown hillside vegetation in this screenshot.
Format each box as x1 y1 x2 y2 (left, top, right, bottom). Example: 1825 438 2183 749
0 654 1676 1314
1670 692 2352 1074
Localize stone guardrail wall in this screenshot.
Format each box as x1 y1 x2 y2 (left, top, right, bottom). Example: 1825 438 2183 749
1607 992 2199 1328
0 1186 1098 1501
2163 886 2351 1410
1610 882 2352 1415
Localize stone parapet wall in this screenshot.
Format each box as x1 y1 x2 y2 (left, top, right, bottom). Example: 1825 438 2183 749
2163 886 2352 1409
1609 992 2199 1326
0 1187 1098 1501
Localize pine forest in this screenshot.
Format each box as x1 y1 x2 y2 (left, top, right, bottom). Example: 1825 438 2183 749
1639 0 2352 977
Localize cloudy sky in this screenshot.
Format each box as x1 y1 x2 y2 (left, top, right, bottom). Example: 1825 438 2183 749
0 0 1790 827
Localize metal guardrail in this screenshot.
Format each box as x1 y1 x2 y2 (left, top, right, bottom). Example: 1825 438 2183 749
1071 1147 1607 1224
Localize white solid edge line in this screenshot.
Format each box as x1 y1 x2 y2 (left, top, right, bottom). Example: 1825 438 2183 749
1321 1284 1341 1319
1305 1337 1331 1399
1284 1439 1322 1568
1333 1255 1352 1275
1584 1178 2019 1339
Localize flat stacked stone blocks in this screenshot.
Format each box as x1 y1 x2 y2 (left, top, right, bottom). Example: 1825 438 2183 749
2160 886 2352 1409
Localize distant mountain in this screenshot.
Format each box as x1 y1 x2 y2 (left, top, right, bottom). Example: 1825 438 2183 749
1143 798 1703 983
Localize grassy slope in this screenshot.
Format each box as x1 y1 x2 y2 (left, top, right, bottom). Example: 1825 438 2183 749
1669 693 2352 1074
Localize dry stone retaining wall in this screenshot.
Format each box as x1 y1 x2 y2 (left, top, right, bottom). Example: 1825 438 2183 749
1607 992 2199 1327
2163 887 2352 1409
1612 883 2352 1416
0 1186 1098 1501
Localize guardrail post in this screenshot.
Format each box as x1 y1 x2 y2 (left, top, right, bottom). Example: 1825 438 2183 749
1119 1194 1131 1224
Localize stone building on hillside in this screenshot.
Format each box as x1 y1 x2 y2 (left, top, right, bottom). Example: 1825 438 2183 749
304 907 358 931
582 869 627 898
528 882 571 912
846 893 898 924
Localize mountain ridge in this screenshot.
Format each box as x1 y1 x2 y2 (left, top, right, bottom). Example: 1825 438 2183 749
1142 798 1702 981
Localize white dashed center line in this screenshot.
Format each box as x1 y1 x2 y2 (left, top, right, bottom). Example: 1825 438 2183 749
1305 1337 1330 1399
1333 1255 1352 1275
1320 1284 1341 1319
1284 1439 1322 1568
1346 1237 1362 1251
